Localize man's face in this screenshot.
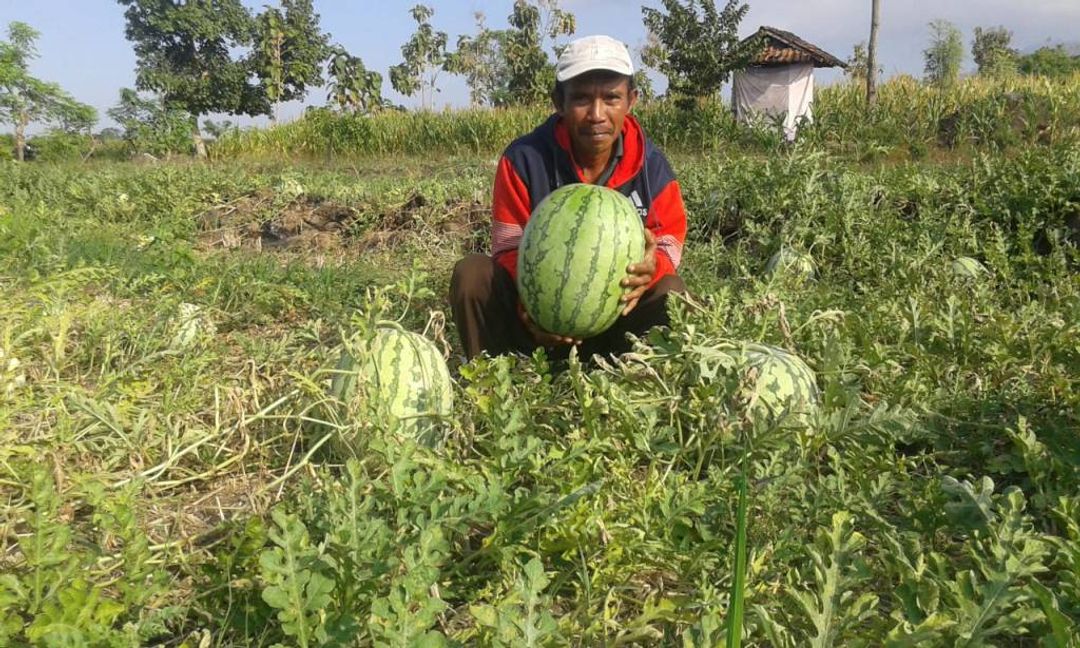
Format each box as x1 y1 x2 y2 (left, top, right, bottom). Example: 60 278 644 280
555 71 638 160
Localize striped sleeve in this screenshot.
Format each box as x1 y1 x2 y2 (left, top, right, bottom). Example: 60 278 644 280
645 178 688 288
491 156 531 280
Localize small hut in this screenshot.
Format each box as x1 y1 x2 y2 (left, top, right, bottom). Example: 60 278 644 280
732 27 846 140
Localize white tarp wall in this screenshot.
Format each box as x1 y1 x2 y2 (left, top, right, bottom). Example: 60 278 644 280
732 63 814 141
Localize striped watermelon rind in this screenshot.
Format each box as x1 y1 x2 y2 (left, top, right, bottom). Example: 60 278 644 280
764 247 816 280
739 342 820 424
330 325 453 454
950 256 987 279
517 184 645 339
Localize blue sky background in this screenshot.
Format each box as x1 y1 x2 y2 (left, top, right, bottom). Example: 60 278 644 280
3 0 1080 131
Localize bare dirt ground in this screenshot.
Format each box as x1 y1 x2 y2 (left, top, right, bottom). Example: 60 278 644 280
194 190 489 257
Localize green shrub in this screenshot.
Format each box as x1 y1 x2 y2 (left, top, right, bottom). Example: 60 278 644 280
26 130 93 162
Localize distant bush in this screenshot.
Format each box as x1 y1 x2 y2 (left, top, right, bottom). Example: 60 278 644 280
27 130 93 162
0 134 13 161
1018 45 1080 78
107 88 194 158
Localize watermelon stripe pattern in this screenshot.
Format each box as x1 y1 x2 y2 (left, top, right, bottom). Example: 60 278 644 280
764 248 816 280
951 256 987 279
517 184 645 339
330 327 452 453
741 343 820 424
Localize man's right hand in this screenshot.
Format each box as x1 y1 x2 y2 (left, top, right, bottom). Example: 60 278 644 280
518 304 582 347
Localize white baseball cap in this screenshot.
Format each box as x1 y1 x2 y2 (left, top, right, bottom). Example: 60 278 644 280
555 35 634 83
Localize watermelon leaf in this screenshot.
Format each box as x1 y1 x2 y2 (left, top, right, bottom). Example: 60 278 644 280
259 510 335 648
786 511 879 647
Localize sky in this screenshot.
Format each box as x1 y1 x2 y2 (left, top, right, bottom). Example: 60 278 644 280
3 0 1080 132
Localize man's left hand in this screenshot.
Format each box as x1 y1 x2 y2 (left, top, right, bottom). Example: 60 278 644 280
620 229 657 316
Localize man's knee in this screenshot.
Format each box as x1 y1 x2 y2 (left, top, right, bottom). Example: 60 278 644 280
450 254 495 302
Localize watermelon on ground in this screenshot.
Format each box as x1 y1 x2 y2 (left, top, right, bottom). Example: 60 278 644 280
517 184 645 339
330 325 453 453
170 302 216 350
764 247 816 280
739 342 820 424
950 256 987 279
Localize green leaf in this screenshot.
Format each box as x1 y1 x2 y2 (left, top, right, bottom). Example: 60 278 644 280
22 470 75 615
884 612 955 647
259 509 335 648
25 578 126 646
1028 581 1077 648
942 476 996 530
938 485 1051 646
470 603 499 628
787 511 879 648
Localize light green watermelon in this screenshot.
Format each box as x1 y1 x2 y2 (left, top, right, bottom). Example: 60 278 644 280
950 256 987 279
739 342 820 424
517 184 645 339
764 247 816 280
330 325 453 453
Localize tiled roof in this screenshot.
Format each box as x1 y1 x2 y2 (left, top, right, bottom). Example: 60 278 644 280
741 26 846 68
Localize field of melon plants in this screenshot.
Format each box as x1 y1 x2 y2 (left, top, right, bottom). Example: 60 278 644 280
2 91 1080 644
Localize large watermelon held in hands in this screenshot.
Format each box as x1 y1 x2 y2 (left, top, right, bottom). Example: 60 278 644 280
517 184 645 339
330 325 453 453
739 342 820 424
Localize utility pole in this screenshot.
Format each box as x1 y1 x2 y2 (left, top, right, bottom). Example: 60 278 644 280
867 0 880 105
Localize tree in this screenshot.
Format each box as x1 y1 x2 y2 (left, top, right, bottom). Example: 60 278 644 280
97 127 123 141
252 0 330 125
641 0 752 105
632 69 656 104
847 42 869 81
500 0 554 106
867 0 880 105
638 29 666 100
327 46 385 115
536 0 577 58
972 26 1017 78
923 19 964 88
445 13 506 107
442 1 574 108
117 0 269 157
106 88 192 156
847 41 883 84
1017 45 1080 77
202 119 237 140
389 5 448 110
0 22 96 161
486 0 575 107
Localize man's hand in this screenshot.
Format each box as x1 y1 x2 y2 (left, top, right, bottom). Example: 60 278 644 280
518 303 582 347
620 229 657 316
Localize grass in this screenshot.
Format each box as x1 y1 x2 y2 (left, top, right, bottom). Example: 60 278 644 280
1 109 1078 645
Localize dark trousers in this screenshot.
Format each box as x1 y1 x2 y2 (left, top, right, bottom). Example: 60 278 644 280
449 254 685 361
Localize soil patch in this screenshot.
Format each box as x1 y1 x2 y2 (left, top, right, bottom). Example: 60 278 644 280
195 190 489 256
196 190 358 253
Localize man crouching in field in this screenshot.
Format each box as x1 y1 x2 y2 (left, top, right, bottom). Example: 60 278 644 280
450 35 688 361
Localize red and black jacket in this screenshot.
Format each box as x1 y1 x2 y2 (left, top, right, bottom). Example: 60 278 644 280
491 113 687 289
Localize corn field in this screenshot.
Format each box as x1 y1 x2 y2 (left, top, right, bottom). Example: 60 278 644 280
213 74 1080 159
